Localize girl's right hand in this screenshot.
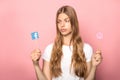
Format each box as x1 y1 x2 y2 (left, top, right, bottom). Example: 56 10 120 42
31 49 41 64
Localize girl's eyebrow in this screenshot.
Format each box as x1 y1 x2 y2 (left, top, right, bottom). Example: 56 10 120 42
64 17 69 20
58 17 69 20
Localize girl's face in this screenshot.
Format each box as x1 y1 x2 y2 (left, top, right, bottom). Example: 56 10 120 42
57 13 72 36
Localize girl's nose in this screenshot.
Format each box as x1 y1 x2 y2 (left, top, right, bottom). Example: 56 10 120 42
61 21 65 27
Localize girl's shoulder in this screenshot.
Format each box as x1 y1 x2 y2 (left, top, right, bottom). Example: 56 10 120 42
83 43 93 50
83 43 93 62
42 43 54 62
45 43 54 50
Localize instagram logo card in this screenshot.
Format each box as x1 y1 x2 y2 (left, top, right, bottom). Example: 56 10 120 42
96 32 103 50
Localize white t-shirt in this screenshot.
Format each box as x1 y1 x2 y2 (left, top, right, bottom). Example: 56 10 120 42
42 43 93 80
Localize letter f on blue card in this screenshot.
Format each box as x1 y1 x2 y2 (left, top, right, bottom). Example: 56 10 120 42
31 32 39 40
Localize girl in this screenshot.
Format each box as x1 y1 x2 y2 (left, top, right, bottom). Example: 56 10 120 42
31 5 102 80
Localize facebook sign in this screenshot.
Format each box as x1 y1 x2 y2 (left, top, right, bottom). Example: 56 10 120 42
31 32 39 40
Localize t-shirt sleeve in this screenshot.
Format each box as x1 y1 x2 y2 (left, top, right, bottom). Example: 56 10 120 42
83 43 93 62
41 43 53 62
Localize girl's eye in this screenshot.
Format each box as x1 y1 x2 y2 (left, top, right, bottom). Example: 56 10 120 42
57 20 61 23
57 21 59 23
65 19 70 22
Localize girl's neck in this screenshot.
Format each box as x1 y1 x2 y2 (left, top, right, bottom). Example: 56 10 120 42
63 34 72 46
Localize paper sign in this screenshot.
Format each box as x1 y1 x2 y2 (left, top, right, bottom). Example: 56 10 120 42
31 32 39 40
96 32 103 50
31 32 39 48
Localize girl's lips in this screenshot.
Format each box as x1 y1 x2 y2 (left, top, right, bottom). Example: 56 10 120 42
60 29 66 32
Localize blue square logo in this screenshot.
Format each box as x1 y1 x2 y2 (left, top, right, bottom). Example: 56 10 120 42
31 32 39 40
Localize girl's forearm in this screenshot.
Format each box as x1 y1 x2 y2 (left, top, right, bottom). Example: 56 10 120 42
85 66 96 80
33 62 47 80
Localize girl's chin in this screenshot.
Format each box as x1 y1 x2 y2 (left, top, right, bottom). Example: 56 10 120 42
61 32 72 36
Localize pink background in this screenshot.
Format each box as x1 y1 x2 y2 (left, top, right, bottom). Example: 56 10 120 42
0 0 120 80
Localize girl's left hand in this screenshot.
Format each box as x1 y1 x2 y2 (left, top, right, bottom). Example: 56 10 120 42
92 50 103 67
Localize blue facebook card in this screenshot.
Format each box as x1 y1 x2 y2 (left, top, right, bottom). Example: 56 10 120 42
31 32 39 40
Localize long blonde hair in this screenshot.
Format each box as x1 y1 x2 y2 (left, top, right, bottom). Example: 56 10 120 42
50 5 87 78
